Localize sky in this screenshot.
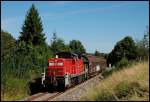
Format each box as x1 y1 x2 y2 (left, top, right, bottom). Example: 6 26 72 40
1 1 149 53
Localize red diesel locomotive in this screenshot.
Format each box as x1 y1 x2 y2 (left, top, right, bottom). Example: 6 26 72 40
41 52 104 91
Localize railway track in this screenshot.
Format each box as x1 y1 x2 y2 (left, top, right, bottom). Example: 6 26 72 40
26 92 48 101
44 92 63 101
22 73 102 101
50 73 102 101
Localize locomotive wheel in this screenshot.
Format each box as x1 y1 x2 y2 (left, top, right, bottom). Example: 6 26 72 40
46 84 53 93
78 75 82 83
75 77 79 85
57 78 65 91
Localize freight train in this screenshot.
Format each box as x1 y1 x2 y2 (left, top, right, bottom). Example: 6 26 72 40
41 52 106 91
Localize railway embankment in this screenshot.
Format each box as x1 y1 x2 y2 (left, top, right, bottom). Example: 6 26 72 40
50 74 104 101
81 61 149 101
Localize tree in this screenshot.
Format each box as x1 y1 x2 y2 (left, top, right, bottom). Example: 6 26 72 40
1 30 16 59
50 32 70 55
1 30 16 89
19 4 46 46
135 25 149 60
94 50 101 56
107 36 137 65
69 40 86 54
143 25 149 49
94 50 107 57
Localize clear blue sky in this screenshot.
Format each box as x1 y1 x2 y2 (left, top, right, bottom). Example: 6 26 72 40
1 1 149 53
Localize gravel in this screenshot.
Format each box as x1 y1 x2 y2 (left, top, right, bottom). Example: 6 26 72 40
50 74 103 101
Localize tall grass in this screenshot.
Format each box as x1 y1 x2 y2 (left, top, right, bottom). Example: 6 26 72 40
1 77 29 101
1 70 40 101
81 61 149 101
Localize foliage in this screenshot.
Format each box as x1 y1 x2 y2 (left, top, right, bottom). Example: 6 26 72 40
1 30 16 91
94 50 101 56
69 40 86 54
82 61 149 101
102 59 135 78
1 76 29 101
135 26 149 60
94 50 108 59
102 68 114 78
114 81 140 98
1 30 52 101
95 90 116 101
1 30 16 60
50 32 71 55
116 57 129 69
107 36 137 66
143 25 149 49
18 4 46 46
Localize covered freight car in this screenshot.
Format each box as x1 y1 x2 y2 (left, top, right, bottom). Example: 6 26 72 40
86 54 107 76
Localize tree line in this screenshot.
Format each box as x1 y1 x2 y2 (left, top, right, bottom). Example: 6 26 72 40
107 27 149 67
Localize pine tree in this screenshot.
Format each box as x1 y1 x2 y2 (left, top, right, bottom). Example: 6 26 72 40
19 4 46 46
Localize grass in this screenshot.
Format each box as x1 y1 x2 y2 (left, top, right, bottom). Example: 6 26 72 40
1 77 29 101
1 70 40 101
81 61 149 101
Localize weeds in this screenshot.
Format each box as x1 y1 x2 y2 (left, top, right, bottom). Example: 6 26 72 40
95 90 116 101
81 61 149 101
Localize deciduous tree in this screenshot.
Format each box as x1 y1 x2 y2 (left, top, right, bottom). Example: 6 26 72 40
69 40 86 54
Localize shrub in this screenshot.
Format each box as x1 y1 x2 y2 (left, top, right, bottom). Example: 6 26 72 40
102 69 114 78
116 57 129 70
95 90 116 101
1 76 29 101
114 81 140 99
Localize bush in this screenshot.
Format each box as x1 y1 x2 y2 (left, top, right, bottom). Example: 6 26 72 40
95 90 116 101
114 81 132 98
1 41 53 101
1 76 29 101
102 69 114 78
114 81 140 99
116 57 129 70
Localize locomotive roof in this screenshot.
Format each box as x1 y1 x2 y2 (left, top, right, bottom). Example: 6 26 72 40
56 52 78 57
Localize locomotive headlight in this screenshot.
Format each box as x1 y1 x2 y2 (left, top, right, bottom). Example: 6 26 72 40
49 62 54 66
57 62 63 66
